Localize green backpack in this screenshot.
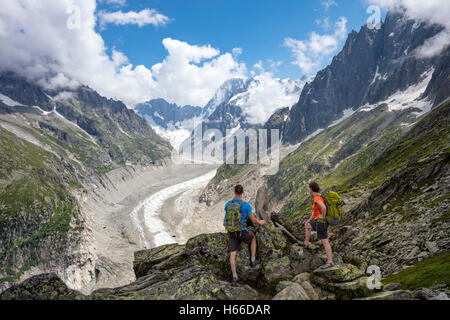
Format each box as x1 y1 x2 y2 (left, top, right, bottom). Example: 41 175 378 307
224 200 246 232
316 191 342 225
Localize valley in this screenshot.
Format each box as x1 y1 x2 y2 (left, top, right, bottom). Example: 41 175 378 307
0 5 449 302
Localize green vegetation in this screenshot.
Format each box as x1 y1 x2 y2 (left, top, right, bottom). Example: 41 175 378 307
215 163 250 182
433 209 450 223
268 100 450 222
95 164 116 175
0 127 82 283
383 252 450 290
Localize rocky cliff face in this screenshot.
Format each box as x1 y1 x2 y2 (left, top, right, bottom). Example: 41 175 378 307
266 94 449 287
135 98 202 129
272 11 445 145
0 72 172 293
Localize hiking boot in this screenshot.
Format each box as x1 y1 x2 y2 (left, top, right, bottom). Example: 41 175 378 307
318 262 335 270
250 259 259 267
232 277 239 285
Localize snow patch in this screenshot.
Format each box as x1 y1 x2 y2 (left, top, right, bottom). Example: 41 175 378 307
0 93 23 107
369 65 382 86
359 68 434 114
153 111 164 120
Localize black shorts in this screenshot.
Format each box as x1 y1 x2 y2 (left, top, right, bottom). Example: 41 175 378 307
309 220 329 240
228 230 255 252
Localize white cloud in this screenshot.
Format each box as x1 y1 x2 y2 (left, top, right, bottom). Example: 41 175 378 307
233 73 303 124
150 38 247 106
284 17 347 76
414 30 450 58
98 9 170 28
315 17 331 30
268 60 283 72
321 0 338 10
253 60 264 72
368 0 450 57
104 0 126 5
232 47 242 57
0 0 246 107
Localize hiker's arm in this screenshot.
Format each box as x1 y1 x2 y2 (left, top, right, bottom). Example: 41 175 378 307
317 201 327 218
248 214 266 226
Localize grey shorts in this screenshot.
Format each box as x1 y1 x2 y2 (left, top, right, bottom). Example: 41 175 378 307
309 220 329 240
228 230 255 252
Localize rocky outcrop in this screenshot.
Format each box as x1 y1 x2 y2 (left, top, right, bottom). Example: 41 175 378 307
0 273 86 300
422 46 450 107
2 224 449 300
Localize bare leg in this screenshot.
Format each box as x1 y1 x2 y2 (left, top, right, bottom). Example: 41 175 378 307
304 222 312 245
321 239 333 263
250 237 257 258
230 251 237 277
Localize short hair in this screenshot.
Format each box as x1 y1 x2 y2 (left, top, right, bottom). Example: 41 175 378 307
234 184 244 195
309 181 320 193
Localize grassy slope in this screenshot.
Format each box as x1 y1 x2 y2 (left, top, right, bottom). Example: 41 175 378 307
0 127 83 283
58 96 172 169
268 104 417 219
265 100 449 280
383 252 450 289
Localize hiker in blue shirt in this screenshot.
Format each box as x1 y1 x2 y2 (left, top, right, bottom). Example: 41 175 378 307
224 184 266 284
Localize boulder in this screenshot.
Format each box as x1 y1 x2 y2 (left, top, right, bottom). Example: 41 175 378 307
293 272 311 283
289 246 324 274
133 243 185 278
275 281 296 293
272 283 311 300
262 256 293 283
0 274 85 300
325 277 373 300
185 233 229 260
255 186 272 225
413 287 449 300
256 225 289 261
383 282 401 291
297 280 320 300
311 263 364 283
425 241 439 254
185 233 250 269
213 282 260 300
94 264 261 300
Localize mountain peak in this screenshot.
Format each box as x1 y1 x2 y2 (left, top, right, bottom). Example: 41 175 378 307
269 10 446 145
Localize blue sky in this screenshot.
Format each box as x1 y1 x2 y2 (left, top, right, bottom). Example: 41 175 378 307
2 0 447 110
97 0 381 80
1 0 397 111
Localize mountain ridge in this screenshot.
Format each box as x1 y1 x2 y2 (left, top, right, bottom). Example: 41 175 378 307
271 11 446 144
0 72 172 292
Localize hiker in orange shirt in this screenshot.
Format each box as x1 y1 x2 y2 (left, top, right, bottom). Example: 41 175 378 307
304 181 334 269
